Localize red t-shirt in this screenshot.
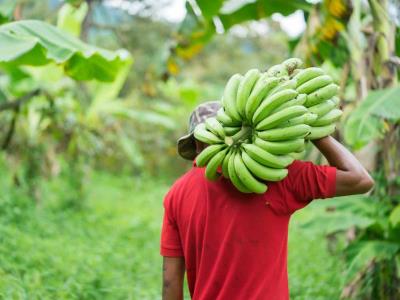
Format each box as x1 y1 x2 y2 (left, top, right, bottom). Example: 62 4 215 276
160 160 336 300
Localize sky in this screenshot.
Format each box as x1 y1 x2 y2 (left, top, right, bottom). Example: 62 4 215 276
104 0 307 38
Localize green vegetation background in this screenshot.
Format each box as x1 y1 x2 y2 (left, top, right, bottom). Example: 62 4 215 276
0 1 346 299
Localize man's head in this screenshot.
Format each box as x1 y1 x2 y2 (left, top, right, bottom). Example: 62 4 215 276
177 101 221 160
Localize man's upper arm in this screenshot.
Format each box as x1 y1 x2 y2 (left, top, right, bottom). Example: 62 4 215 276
160 187 184 257
285 160 336 213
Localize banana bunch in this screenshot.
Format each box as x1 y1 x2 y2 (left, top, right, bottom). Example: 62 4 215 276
193 58 321 194
292 67 342 139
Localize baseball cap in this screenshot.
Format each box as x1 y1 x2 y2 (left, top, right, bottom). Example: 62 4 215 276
177 101 222 160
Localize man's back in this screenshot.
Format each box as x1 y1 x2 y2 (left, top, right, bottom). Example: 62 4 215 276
161 160 336 300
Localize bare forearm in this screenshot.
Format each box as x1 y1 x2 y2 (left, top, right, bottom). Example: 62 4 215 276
312 136 374 195
312 136 365 173
162 257 185 300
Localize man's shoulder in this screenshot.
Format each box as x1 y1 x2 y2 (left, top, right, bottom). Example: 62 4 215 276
165 167 203 198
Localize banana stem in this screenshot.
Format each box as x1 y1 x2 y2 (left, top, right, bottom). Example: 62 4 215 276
225 126 252 146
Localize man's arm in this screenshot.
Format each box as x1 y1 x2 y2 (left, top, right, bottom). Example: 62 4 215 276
162 257 185 300
312 136 374 196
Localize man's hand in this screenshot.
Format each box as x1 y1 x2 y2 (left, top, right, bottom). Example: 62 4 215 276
162 257 185 300
312 136 374 196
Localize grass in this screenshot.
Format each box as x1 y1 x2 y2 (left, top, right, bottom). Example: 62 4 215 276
0 170 343 299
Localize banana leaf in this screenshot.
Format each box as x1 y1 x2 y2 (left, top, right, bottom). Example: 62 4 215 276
344 87 400 149
0 20 131 82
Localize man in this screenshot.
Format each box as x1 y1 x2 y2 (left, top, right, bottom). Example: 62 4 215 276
160 101 374 300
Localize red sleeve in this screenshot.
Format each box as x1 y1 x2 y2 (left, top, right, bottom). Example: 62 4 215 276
284 160 336 214
160 188 184 257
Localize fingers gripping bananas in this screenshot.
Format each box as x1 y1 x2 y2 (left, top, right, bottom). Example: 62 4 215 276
192 58 342 193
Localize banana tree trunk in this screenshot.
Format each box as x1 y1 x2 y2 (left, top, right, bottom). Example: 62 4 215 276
368 0 398 195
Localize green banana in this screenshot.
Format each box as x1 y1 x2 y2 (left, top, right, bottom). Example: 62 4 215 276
205 117 225 138
273 93 307 113
245 75 279 122
331 96 340 107
205 148 228 181
269 79 297 95
234 151 268 194
296 75 333 94
241 150 288 182
289 150 305 160
242 143 294 168
236 69 260 117
252 89 298 125
266 64 288 78
277 114 308 128
307 124 336 140
228 151 252 193
308 99 336 117
194 123 223 144
304 84 339 107
304 113 318 125
255 105 307 130
254 137 304 155
282 58 303 74
196 144 226 167
290 69 301 78
311 109 343 126
293 67 325 87
224 126 242 136
223 74 243 121
222 148 233 178
257 124 310 141
217 108 241 126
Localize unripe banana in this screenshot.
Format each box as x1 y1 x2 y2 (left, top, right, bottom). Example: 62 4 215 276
224 126 242 136
222 148 233 178
234 151 268 194
266 64 288 78
256 105 308 130
194 123 223 144
252 89 298 125
277 114 307 128
223 74 243 121
196 144 226 167
254 137 305 155
289 150 305 160
205 148 228 181
290 69 302 78
293 67 325 87
228 151 252 193
307 124 336 140
216 108 241 126
305 84 339 107
205 117 225 138
236 69 260 117
242 143 294 168
245 75 279 122
308 99 336 117
273 93 307 113
269 79 297 95
257 124 310 141
311 109 343 126
304 113 318 125
241 150 288 182
331 96 340 107
296 75 333 94
282 58 303 74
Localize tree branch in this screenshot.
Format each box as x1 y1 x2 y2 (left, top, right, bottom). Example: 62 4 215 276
0 89 40 112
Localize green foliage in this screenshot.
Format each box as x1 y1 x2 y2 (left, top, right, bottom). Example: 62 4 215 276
218 0 311 30
0 0 15 24
0 20 131 81
0 164 342 299
344 87 400 149
57 2 88 37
